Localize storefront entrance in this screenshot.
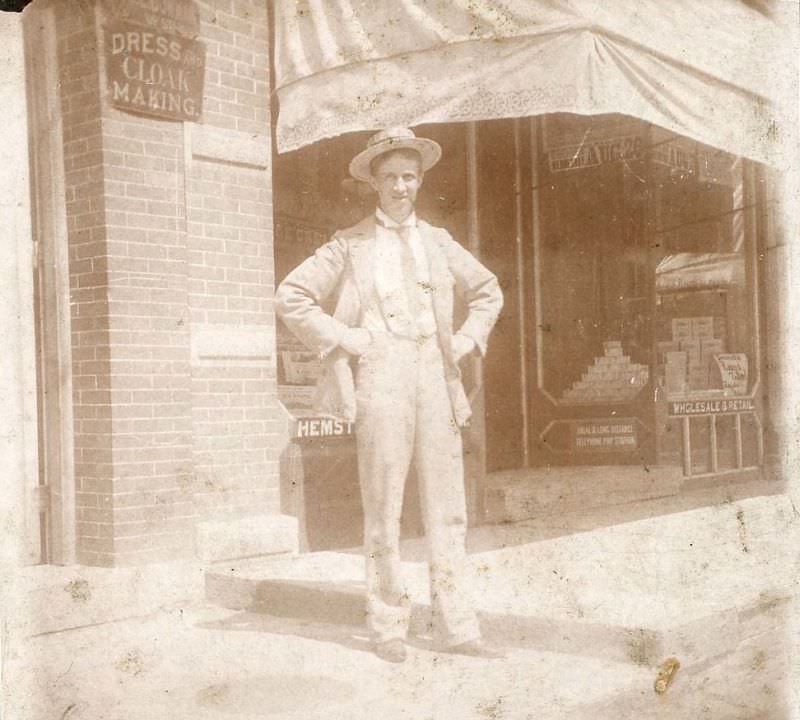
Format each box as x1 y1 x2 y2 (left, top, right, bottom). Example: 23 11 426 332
273 114 767 548
272 124 473 549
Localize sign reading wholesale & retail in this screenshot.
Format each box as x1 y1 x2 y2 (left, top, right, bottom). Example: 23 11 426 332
669 397 756 416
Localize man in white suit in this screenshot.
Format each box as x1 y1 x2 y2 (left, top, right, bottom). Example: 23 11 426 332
275 127 503 662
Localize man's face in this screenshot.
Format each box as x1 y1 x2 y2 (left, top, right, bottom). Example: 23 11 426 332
369 151 423 222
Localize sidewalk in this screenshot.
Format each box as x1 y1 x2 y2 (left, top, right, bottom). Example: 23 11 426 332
2 490 797 719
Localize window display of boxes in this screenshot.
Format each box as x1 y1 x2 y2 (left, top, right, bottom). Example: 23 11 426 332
691 316 714 338
671 318 693 341
701 337 724 355
603 340 624 357
562 340 649 403
679 338 701 362
687 366 710 390
664 351 688 394
657 340 680 363
661 315 731 394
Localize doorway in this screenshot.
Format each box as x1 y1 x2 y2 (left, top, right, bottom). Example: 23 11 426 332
272 114 767 544
272 124 472 549
23 4 76 564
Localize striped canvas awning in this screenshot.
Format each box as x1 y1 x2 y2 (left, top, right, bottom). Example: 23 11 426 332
273 0 795 166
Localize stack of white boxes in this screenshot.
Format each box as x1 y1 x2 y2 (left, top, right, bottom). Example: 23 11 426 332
561 341 649 403
658 316 726 395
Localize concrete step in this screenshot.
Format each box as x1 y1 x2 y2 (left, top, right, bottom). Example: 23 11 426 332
195 513 298 562
482 464 764 523
206 494 797 672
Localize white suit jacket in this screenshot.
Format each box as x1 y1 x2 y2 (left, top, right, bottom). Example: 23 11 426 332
275 215 503 426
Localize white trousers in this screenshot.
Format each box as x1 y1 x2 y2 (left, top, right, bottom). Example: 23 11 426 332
354 332 480 646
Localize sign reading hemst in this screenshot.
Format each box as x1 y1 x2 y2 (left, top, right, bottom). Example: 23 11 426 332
105 22 205 122
294 417 355 440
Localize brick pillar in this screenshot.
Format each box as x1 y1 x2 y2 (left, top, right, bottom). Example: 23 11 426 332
56 1 116 565
56 1 193 565
187 1 294 560
54 0 289 565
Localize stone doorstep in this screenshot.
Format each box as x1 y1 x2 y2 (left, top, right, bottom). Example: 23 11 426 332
484 469 774 524
194 513 299 563
205 496 797 671
204 554 793 671
484 467 684 523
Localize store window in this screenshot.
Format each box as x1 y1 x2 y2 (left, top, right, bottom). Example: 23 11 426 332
530 114 763 475
537 114 651 409
649 128 762 475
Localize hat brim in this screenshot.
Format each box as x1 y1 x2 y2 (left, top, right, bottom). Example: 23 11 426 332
349 136 441 183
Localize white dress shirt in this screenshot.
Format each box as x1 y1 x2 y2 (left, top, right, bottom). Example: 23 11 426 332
363 208 437 338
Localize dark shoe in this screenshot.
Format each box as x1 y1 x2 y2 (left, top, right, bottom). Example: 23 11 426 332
374 639 407 663
442 638 506 659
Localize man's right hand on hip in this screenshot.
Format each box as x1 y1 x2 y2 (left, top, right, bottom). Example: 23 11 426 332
339 327 373 356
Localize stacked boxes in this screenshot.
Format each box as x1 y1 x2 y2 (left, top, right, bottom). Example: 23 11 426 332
659 316 727 394
562 341 649 403
671 317 693 342
664 351 688 394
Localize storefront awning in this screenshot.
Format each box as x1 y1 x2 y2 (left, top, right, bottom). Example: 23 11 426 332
273 0 794 166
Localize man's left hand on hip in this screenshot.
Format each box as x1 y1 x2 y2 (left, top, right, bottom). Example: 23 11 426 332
451 333 476 362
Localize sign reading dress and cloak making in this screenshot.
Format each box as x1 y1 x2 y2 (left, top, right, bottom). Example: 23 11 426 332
103 0 205 122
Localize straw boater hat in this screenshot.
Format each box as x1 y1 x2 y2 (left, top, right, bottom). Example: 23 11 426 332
349 127 442 183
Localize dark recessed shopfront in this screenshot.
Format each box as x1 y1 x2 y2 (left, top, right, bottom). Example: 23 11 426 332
272 113 769 549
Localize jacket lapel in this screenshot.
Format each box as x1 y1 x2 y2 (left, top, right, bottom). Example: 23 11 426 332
418 222 457 366
346 219 376 312
418 223 449 327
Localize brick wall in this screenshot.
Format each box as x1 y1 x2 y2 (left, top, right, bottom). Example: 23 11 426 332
102 109 194 564
54 0 278 565
196 0 270 136
56 1 115 565
188 0 279 520
188 161 280 517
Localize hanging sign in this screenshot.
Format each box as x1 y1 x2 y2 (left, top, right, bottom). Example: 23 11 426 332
651 142 695 173
548 135 642 172
104 22 205 122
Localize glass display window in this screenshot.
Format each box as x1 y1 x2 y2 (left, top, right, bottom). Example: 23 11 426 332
537 114 651 409
526 114 763 474
648 129 763 476
651 129 757 400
